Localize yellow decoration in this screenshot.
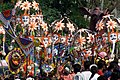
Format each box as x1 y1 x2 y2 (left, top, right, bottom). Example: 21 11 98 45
34 39 40 47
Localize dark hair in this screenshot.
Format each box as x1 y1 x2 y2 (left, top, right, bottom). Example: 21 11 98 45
97 60 106 69
110 71 120 80
84 61 91 70
89 66 98 80
108 61 118 71
73 64 81 74
97 75 107 80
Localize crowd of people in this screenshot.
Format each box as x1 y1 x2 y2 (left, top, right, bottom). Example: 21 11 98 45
0 56 119 80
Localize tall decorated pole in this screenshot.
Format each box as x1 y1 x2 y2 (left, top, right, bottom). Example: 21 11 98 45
0 24 6 76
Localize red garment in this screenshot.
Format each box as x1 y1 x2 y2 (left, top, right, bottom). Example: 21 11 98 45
97 70 104 75
61 73 75 80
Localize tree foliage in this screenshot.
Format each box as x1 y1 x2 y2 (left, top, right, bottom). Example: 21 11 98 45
1 0 120 28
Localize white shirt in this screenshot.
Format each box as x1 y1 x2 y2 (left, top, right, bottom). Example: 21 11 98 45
91 73 100 80
81 71 92 80
15 79 20 80
73 72 83 80
26 77 34 80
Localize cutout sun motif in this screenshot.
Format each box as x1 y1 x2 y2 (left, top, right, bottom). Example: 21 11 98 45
41 22 48 31
66 22 75 33
106 20 117 30
20 0 32 10
78 37 86 46
28 22 37 31
32 1 39 10
96 21 104 31
55 21 65 31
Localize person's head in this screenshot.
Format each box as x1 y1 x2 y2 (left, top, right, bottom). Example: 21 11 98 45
97 75 107 80
89 65 98 80
63 66 71 75
90 64 98 74
108 61 118 71
73 64 81 74
110 70 120 80
84 61 91 70
93 7 101 15
97 60 106 69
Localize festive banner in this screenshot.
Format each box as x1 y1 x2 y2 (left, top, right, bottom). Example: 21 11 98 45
0 9 16 38
15 37 34 56
0 9 15 25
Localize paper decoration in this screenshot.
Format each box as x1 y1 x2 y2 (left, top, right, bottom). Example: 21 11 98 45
32 1 39 10
96 20 104 31
87 34 94 43
66 35 73 45
15 0 22 9
21 14 30 26
108 32 118 43
1 9 15 23
41 22 48 32
51 34 60 44
30 14 36 22
98 52 107 58
60 36 66 43
5 48 25 74
108 32 117 59
16 37 34 56
77 36 86 46
28 22 38 32
41 36 50 48
20 0 32 10
66 22 75 33
54 19 65 32
42 64 54 73
106 20 117 30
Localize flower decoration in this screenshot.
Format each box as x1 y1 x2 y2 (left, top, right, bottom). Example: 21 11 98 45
55 21 65 31
78 37 86 46
28 22 37 31
96 21 104 31
87 34 94 43
15 0 22 8
41 22 48 31
67 22 75 33
20 0 31 10
106 20 117 30
32 1 39 10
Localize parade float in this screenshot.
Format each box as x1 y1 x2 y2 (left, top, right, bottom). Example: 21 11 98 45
0 0 119 78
